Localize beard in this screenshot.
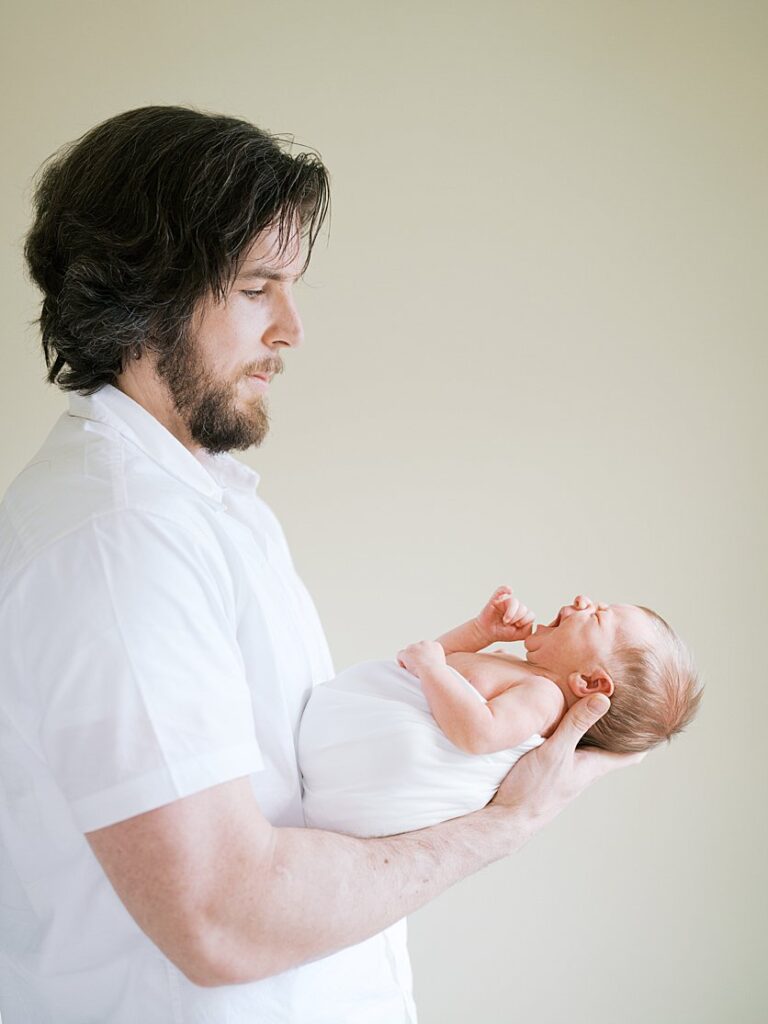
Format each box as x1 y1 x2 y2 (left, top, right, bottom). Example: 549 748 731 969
154 326 281 455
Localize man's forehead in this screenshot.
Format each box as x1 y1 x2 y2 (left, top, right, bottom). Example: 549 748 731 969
238 263 304 283
239 223 304 279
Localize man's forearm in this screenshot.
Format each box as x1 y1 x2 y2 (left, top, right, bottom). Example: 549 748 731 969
203 803 535 987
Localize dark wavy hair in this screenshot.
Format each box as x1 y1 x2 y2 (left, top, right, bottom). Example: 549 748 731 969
23 105 331 394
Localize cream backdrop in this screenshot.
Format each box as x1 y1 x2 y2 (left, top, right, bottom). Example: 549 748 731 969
1 2 766 1022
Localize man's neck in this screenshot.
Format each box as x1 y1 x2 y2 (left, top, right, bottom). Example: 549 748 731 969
113 365 199 457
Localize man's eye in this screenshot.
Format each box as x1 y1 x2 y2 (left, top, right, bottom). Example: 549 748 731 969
242 289 265 298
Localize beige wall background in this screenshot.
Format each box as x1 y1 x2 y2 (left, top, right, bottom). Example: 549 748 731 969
2 2 766 1021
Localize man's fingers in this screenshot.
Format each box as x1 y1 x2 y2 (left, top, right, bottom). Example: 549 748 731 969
554 694 611 747
573 745 647 782
578 747 648 769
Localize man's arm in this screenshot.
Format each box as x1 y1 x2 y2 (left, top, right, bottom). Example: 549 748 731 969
85 694 640 989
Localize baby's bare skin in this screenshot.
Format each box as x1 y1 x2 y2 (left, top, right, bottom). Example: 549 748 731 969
398 587 650 755
445 648 543 703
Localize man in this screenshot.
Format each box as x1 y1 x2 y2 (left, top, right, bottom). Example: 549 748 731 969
0 106 640 1023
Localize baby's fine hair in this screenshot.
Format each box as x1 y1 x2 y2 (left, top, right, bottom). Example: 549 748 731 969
580 608 702 754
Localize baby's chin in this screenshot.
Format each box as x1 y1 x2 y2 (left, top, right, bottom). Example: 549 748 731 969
524 622 557 652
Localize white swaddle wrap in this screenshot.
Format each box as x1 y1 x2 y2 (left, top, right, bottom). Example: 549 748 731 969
298 659 545 837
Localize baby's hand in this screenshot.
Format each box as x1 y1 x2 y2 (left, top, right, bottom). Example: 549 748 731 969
476 585 536 644
397 640 447 675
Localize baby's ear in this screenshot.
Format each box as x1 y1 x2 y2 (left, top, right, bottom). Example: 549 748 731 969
566 670 615 698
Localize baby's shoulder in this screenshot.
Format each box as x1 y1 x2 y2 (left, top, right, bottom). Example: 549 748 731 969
506 673 566 735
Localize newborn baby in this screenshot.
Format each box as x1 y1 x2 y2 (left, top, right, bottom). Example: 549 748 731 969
399 586 701 756
298 586 701 837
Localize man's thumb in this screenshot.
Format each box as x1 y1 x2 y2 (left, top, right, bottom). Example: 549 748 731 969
561 694 611 743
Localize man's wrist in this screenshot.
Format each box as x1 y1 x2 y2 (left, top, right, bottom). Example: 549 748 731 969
432 800 546 884
471 802 541 860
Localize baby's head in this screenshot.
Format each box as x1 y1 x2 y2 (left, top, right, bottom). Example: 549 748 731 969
523 594 702 753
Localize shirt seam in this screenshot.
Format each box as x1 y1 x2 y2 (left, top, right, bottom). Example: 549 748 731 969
0 505 227 603
70 742 263 832
14 508 238 749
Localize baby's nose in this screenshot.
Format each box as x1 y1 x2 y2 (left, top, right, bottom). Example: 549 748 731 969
558 595 593 621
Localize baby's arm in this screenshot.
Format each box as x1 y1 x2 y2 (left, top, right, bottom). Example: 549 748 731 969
475 678 565 753
436 586 535 656
397 642 564 755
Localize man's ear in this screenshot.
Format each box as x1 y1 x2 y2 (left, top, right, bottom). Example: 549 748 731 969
566 669 615 698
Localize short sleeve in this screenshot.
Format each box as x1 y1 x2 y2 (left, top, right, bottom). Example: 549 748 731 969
16 509 264 833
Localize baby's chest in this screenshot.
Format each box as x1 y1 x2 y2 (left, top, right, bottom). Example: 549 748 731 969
445 651 532 702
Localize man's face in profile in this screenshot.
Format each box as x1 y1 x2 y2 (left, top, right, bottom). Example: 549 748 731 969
154 221 306 455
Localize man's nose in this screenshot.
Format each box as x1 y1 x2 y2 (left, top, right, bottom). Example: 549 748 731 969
263 290 304 350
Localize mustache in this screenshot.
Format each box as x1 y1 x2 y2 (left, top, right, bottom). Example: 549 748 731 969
245 357 285 378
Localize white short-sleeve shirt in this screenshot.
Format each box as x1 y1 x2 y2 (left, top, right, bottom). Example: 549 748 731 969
0 383 416 1024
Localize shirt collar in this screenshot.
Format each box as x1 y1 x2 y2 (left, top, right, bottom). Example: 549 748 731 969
66 384 261 502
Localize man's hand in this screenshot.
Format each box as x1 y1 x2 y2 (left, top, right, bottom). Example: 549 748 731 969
475 585 536 644
489 694 645 828
397 640 447 675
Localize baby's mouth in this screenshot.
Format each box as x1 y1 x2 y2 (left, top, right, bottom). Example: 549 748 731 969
528 614 561 647
534 611 562 634
525 611 563 650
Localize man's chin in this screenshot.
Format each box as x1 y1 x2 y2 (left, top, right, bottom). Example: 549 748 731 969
190 421 269 454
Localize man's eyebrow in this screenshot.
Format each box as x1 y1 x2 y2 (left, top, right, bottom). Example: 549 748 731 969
238 265 304 283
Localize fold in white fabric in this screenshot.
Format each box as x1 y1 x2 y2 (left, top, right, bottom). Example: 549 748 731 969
299 659 545 837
